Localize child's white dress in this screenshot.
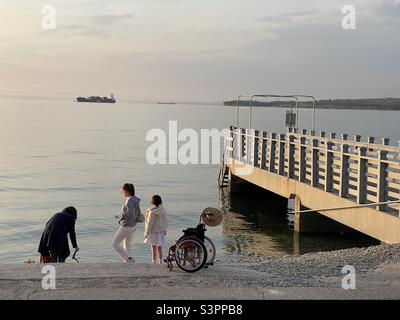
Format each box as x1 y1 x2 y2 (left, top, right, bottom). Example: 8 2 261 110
144 232 166 246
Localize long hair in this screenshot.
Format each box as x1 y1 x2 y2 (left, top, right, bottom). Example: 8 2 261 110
122 183 135 196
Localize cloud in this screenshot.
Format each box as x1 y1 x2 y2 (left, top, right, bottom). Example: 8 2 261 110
383 0 400 5
37 23 108 38
90 13 134 26
37 12 135 39
259 16 293 25
288 10 318 18
359 0 400 29
380 0 400 17
74 28 109 38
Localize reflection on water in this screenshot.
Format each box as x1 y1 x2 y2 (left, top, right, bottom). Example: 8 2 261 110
220 189 379 257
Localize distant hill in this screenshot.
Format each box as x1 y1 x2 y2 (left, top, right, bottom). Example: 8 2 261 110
223 98 400 110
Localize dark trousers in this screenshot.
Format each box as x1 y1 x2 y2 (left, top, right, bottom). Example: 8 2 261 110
50 251 66 263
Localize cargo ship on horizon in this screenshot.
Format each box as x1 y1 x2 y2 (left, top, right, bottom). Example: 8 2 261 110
76 94 116 103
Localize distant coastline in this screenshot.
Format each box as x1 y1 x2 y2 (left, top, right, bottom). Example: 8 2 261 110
223 98 400 111
1 95 400 110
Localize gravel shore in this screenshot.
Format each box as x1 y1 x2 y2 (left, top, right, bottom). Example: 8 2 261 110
218 243 400 288
1 243 399 299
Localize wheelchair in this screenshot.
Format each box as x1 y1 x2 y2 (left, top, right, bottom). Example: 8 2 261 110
164 207 222 273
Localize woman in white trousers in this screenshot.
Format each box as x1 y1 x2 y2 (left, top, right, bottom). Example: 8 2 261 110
112 183 142 262
112 225 136 262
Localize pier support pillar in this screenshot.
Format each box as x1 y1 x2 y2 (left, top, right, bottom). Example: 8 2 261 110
294 196 356 234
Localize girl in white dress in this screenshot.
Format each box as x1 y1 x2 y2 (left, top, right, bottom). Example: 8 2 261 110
144 195 168 264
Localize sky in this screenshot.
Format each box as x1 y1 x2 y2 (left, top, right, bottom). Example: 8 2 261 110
0 0 399 102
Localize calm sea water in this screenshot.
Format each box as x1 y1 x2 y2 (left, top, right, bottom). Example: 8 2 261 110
0 98 398 263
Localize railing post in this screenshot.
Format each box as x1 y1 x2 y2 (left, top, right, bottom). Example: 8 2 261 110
382 138 390 146
253 130 260 167
339 144 350 198
288 135 295 179
357 147 367 204
239 128 246 163
368 137 375 144
298 136 306 183
246 129 253 165
269 133 277 172
261 131 268 170
234 127 239 161
278 134 286 176
377 150 388 211
228 126 234 161
311 139 319 187
325 141 334 192
367 137 375 154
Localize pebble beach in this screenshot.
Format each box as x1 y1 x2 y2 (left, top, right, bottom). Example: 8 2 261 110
1 243 399 300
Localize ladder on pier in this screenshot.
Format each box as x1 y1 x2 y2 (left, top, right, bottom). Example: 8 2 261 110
218 164 229 188
218 142 230 189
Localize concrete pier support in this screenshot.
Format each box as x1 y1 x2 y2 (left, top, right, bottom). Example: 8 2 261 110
294 196 356 234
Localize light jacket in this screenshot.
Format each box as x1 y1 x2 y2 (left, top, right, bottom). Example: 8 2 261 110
144 205 168 238
119 196 141 227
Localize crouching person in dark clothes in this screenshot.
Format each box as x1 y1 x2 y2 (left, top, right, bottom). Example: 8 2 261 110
38 206 80 263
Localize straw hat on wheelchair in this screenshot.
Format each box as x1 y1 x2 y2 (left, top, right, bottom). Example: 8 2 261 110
201 207 223 227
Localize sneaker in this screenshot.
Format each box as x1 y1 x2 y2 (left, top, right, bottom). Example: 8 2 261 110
126 257 135 263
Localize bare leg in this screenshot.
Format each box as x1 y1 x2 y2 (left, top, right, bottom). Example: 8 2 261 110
157 246 163 264
151 245 157 264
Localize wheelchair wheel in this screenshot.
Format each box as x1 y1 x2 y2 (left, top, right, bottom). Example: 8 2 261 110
204 236 216 265
174 237 207 273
